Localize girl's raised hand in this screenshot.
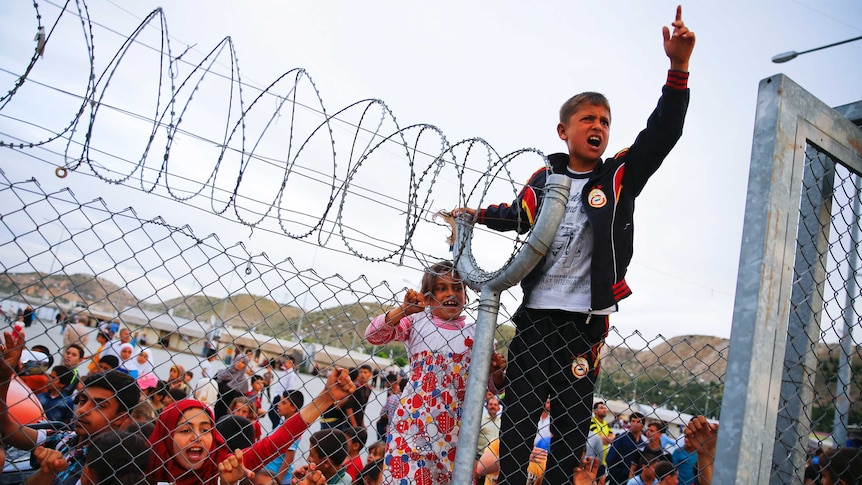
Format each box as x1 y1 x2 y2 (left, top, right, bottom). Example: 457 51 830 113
324 367 356 402
489 352 507 391
218 448 252 484
401 289 427 316
489 352 507 373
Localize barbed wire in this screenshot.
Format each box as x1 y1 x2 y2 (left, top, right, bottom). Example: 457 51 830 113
0 0 740 301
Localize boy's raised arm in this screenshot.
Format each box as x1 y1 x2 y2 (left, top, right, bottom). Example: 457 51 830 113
664 5 696 71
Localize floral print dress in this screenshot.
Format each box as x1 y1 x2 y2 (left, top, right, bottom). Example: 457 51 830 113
366 309 475 485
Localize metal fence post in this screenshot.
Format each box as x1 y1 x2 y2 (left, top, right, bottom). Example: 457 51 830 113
449 174 571 484
716 74 862 483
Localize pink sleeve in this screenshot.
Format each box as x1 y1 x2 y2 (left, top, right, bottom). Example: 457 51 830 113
365 313 412 345
242 413 308 470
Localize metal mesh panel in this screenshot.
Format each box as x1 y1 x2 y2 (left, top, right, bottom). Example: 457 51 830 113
0 171 727 484
771 146 862 484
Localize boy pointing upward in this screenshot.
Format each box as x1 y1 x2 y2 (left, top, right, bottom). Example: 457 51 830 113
454 6 695 484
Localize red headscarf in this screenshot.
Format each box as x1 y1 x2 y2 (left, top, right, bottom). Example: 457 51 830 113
148 399 230 485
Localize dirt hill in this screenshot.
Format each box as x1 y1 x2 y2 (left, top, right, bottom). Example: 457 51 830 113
0 272 137 312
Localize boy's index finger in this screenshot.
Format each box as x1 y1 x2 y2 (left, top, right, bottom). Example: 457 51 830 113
676 5 682 22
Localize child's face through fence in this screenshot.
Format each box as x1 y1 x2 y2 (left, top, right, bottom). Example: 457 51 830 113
426 273 465 321
170 408 215 471
277 397 296 417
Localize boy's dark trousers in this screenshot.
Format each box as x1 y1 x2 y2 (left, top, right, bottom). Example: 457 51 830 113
498 308 608 485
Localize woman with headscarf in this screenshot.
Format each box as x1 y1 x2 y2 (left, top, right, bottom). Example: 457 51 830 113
118 343 135 375
86 331 111 375
214 353 249 419
147 368 356 485
168 364 191 396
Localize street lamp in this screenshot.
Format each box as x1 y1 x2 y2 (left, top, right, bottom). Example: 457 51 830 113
772 35 862 63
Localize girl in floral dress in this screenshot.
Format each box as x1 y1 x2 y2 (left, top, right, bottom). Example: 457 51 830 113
366 261 505 484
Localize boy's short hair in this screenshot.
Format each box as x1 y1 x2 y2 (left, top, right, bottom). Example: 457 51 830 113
653 460 676 479
83 371 140 413
559 92 611 124
184 370 194 379
360 364 373 372
250 374 264 384
345 426 368 448
167 388 188 401
593 401 606 410
52 365 75 386
99 355 120 369
310 429 349 467
216 415 256 451
152 380 169 398
630 412 646 422
283 389 304 409
66 344 85 359
648 421 667 434
85 430 150 485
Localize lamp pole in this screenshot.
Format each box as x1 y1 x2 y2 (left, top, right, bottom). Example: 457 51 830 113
772 35 862 63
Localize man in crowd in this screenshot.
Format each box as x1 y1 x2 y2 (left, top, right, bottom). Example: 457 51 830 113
342 365 373 429
477 396 502 456
606 412 647 485
268 355 298 428
1 329 138 485
62 315 91 348
35 365 76 424
590 401 613 467
60 344 85 395
644 422 673 462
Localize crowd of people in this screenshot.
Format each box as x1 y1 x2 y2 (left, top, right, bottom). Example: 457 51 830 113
0 325 384 485
2 6 860 485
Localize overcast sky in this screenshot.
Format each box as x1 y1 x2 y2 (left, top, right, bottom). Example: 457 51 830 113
1 0 860 346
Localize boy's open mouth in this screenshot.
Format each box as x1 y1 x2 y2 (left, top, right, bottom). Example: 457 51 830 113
588 136 601 147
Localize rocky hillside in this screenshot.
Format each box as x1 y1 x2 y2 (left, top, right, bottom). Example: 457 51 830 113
602 335 730 384
0 272 137 311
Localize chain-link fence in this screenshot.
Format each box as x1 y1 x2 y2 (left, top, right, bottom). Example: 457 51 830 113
0 167 729 484
2 99 859 484
1 2 860 484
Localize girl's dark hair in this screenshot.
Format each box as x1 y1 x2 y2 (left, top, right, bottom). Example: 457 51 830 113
84 430 150 485
653 460 676 480
354 458 384 485
420 261 461 296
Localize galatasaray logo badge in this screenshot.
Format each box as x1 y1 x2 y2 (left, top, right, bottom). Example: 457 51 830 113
572 357 590 379
588 188 607 208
